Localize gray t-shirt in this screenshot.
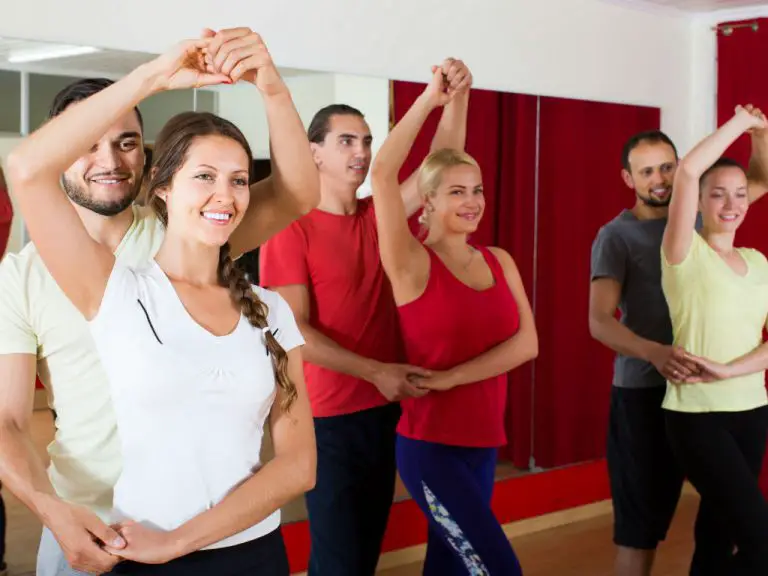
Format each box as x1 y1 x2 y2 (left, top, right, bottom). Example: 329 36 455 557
590 209 699 389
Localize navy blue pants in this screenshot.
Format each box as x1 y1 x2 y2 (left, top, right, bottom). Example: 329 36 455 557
396 435 523 575
305 404 400 576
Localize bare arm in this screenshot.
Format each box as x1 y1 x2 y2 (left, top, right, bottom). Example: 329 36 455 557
747 109 768 203
272 284 429 401
589 278 663 362
663 107 764 265
420 248 537 390
6 41 230 319
0 354 123 572
168 348 315 555
371 72 447 286
400 59 472 218
209 29 318 257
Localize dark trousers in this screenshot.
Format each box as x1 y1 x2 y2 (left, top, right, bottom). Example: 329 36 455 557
106 528 288 576
396 435 522 576
306 403 400 576
666 406 768 575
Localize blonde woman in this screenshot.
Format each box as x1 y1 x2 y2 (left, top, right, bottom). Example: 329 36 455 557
369 67 538 575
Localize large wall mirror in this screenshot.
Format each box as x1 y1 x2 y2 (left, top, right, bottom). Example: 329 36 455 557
0 36 662 572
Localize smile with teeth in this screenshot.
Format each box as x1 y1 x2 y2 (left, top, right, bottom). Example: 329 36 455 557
719 214 739 221
91 177 128 185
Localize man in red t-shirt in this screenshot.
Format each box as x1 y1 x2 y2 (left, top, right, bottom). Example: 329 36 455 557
260 58 472 575
0 163 10 576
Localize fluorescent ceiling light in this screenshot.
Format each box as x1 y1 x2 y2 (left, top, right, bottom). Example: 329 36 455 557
7 45 100 64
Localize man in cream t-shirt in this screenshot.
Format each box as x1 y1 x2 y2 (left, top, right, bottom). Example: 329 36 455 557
0 31 320 576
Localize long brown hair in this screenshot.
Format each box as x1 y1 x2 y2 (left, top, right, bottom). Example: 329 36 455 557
146 111 296 411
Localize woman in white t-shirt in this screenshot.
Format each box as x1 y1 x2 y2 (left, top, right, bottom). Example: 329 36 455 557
7 33 317 576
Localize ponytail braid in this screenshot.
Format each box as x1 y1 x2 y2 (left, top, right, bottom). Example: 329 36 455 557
218 243 297 412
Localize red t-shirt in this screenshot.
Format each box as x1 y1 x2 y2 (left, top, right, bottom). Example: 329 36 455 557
0 186 12 258
396 246 520 447
259 198 403 417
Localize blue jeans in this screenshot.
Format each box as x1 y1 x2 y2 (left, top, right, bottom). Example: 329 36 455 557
396 435 522 576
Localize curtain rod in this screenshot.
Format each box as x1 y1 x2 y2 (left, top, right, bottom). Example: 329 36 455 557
712 21 759 36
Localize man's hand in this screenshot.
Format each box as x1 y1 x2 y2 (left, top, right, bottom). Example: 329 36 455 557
648 344 700 381
104 520 181 565
42 498 125 574
370 363 432 401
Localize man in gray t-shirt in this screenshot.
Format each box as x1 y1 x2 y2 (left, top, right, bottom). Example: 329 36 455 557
589 129 768 576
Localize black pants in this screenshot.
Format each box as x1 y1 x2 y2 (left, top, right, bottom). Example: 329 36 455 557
666 406 768 575
106 528 289 576
607 386 685 549
306 403 400 576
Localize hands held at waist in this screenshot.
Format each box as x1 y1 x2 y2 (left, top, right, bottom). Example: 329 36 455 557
649 344 738 384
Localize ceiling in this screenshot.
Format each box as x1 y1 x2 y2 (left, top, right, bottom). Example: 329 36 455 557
0 37 316 79
630 0 768 11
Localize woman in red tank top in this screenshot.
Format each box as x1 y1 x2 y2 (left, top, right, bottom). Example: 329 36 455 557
370 67 538 575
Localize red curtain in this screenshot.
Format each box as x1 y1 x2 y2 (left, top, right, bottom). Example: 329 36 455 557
391 82 538 469
717 18 768 494
533 97 660 468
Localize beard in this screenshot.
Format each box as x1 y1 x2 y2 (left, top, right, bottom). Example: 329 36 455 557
62 174 141 217
636 189 671 208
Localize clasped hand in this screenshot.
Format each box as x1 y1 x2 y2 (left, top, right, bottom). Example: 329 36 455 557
147 26 286 97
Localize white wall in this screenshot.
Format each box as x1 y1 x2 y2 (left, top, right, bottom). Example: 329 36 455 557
1 0 697 151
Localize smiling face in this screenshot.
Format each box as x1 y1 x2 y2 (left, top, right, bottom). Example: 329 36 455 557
147 112 253 248
61 110 145 216
699 163 749 234
622 139 678 208
418 149 484 235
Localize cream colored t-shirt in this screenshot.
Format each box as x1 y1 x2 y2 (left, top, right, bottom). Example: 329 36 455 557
661 232 768 413
0 205 164 519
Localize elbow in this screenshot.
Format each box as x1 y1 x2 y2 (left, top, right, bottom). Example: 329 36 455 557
296 448 317 493
675 159 701 182
5 150 34 188
528 337 539 362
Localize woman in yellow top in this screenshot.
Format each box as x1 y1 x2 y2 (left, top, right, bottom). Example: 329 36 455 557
661 105 768 575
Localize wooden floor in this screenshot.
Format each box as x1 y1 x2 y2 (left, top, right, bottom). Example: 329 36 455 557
4 410 698 575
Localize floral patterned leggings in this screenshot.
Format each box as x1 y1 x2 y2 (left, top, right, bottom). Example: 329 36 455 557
396 435 523 575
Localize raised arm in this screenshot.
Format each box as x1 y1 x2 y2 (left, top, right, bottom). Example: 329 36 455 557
103 347 315 562
203 28 319 258
5 40 229 319
747 107 768 204
370 67 454 284
663 106 766 265
419 248 537 391
400 58 472 218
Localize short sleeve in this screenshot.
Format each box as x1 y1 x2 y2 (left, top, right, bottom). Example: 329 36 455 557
590 226 628 284
0 258 37 355
89 261 140 336
257 287 305 353
259 223 309 288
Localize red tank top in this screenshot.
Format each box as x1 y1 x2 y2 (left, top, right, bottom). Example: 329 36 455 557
396 245 520 447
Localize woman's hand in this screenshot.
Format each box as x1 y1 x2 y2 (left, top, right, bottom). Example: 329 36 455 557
145 39 231 93
103 521 182 565
203 27 288 97
419 64 457 109
679 352 736 383
414 370 457 392
735 104 768 133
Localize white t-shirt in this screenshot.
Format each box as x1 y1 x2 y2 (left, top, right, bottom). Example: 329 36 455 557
0 206 164 518
89 259 304 549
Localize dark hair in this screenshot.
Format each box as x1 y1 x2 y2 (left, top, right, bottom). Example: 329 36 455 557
307 104 365 144
146 111 296 411
49 78 144 131
621 130 678 172
700 157 746 189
